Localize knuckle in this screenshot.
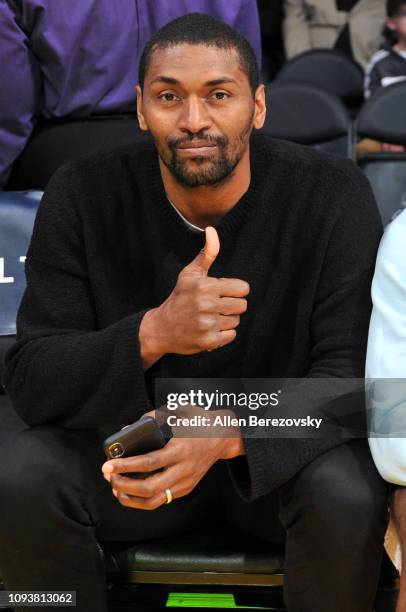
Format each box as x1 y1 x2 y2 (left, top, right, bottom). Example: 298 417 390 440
197 315 213 332
239 299 248 313
110 460 122 473
197 298 215 312
178 440 189 455
228 315 240 328
142 482 155 497
200 278 219 294
145 454 156 470
198 332 218 351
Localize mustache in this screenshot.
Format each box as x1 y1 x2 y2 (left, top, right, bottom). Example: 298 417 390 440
167 133 228 149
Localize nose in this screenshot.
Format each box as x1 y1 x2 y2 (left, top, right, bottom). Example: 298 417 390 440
178 94 211 134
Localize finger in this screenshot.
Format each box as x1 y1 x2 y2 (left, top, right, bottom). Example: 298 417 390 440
114 488 176 511
113 489 168 511
218 297 248 316
114 475 199 510
181 226 220 277
110 472 168 499
205 329 237 352
217 278 250 298
111 463 188 499
218 314 240 331
102 441 180 476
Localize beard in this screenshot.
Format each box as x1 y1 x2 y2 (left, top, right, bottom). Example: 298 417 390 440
157 117 253 188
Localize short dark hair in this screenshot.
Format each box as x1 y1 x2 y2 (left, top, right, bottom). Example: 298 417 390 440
387 0 406 16
138 13 259 96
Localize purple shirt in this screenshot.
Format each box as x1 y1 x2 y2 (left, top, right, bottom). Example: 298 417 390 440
0 0 261 189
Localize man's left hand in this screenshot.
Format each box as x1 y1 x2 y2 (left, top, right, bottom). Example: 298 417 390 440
101 409 245 510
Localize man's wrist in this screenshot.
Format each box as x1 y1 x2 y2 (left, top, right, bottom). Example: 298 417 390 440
221 435 246 460
139 308 166 369
215 410 246 459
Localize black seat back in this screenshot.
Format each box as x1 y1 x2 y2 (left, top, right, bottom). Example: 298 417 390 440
0 191 41 388
264 82 352 157
357 81 406 144
275 49 364 108
356 82 406 226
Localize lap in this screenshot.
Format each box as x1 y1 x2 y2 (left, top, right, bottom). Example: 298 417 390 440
222 440 389 544
0 425 226 543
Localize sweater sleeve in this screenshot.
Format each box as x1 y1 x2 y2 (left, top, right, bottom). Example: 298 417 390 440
3 165 152 429
229 162 383 500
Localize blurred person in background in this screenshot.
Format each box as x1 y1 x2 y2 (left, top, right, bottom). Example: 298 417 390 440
283 0 386 69
359 0 406 153
0 0 261 191
365 0 406 100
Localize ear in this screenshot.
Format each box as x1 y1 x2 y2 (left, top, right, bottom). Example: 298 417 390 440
386 16 396 31
135 85 149 132
253 84 266 130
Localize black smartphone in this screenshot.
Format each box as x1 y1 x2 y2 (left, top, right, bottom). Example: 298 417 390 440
103 416 172 478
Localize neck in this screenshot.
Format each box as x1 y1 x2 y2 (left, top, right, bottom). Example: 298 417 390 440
395 40 406 52
159 148 251 229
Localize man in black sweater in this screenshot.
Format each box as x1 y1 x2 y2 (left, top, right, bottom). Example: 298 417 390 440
0 13 389 612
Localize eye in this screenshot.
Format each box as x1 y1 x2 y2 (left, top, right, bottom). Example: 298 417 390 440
211 91 230 100
158 92 180 102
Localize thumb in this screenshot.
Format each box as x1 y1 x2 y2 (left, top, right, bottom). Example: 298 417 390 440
184 226 220 276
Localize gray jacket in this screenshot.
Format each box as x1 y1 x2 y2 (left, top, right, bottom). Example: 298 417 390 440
364 44 406 98
283 0 386 69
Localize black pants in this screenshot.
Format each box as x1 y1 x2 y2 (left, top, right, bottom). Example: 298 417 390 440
5 115 150 192
0 428 389 612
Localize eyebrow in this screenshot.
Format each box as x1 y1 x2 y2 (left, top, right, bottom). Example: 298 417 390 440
149 76 238 87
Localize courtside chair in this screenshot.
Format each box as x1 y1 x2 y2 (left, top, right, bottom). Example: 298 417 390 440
0 191 42 391
103 530 286 611
263 81 354 158
356 81 406 226
275 49 364 110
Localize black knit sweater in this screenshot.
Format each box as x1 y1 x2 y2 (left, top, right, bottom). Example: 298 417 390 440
4 133 382 499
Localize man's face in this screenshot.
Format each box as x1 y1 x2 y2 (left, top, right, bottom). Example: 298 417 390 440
137 44 265 188
388 5 406 39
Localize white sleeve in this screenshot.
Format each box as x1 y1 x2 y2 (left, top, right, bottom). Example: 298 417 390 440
367 209 406 484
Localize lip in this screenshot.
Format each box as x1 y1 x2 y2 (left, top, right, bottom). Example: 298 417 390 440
176 143 217 156
177 141 217 149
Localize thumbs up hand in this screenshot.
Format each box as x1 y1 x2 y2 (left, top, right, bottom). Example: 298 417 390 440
139 227 250 367
181 226 220 277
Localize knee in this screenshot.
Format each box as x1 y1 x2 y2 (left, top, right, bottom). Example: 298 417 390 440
0 430 62 519
282 441 389 532
0 427 102 526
